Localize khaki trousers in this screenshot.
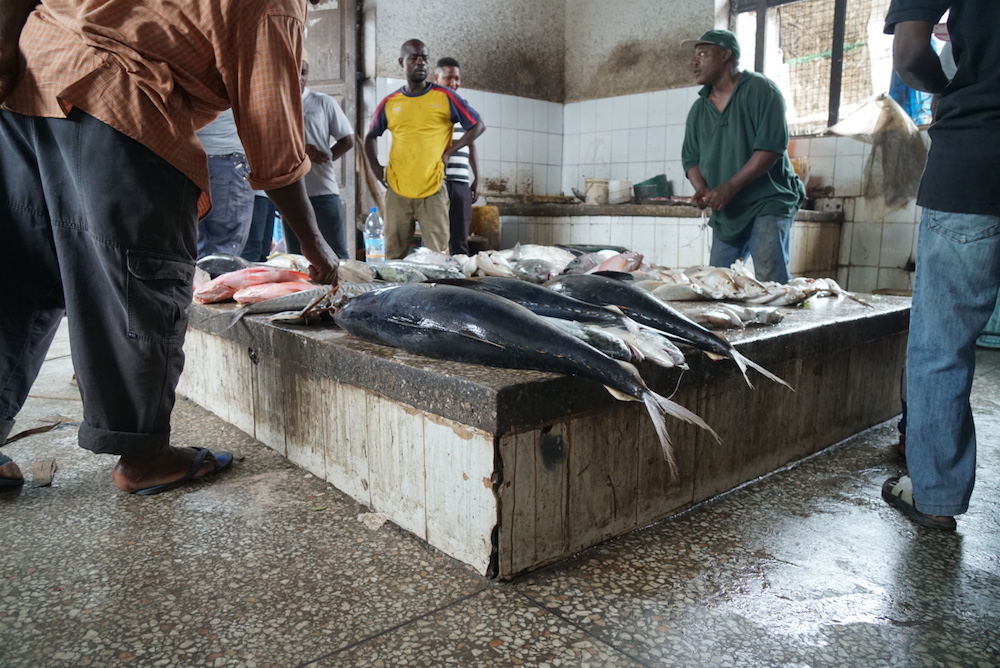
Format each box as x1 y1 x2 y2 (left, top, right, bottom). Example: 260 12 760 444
385 184 450 259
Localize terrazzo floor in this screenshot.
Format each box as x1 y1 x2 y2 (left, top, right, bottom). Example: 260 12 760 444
1 320 998 667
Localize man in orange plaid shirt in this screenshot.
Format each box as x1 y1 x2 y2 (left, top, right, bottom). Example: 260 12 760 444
0 0 337 494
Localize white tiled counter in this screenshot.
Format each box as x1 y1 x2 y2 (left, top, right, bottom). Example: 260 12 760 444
493 202 844 277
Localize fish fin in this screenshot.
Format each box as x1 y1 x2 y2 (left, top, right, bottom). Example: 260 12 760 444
730 349 794 390
704 351 727 362
642 391 721 478
621 316 642 335
604 386 640 402
225 306 250 329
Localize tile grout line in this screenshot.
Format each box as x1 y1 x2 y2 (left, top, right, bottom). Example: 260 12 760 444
293 586 489 667
512 588 654 668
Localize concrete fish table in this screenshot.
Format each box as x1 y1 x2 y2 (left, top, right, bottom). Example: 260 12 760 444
178 293 909 578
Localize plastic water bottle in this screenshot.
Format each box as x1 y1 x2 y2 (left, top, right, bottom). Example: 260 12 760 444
363 207 386 264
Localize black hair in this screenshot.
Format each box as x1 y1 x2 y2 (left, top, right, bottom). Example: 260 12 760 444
436 57 460 69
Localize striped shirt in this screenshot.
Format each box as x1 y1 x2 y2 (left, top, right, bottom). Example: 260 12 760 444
3 0 311 218
445 127 471 184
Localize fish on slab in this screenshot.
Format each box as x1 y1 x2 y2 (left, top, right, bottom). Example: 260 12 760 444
545 273 791 390
334 283 719 473
193 267 313 304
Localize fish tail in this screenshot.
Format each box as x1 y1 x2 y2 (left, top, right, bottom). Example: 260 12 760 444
225 306 250 329
642 391 720 477
730 349 793 390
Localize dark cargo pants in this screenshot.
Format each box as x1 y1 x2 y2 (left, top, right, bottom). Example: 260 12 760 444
0 109 198 457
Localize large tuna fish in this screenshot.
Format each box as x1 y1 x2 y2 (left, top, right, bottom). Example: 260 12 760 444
334 283 718 473
545 273 790 389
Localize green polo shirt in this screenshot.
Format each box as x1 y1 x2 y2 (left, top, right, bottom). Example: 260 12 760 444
682 71 805 242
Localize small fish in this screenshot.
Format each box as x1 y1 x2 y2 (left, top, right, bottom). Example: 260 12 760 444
379 260 463 281
375 263 429 283
227 285 335 328
334 283 718 473
196 253 250 279
193 267 313 304
592 250 644 273
233 281 316 304
561 250 618 275
512 258 559 284
498 243 577 274
337 259 378 284
474 250 517 277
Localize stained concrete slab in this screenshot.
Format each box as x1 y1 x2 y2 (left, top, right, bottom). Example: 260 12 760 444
1 320 998 667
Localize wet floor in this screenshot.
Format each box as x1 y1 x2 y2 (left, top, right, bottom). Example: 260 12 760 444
2 320 998 667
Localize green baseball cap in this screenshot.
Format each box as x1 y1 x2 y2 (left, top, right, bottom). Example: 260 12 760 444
682 29 741 60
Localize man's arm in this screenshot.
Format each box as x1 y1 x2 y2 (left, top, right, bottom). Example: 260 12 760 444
468 140 479 201
443 121 485 165
0 0 38 103
363 131 386 186
265 180 339 284
892 20 949 94
305 135 354 165
694 150 781 211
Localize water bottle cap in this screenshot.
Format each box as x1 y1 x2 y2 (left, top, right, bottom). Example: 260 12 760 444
370 207 378 213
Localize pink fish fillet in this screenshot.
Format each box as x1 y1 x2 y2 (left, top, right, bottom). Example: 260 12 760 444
193 267 313 304
592 251 644 273
232 281 317 304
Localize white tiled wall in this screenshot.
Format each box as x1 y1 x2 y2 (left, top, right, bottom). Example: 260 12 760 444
795 134 925 294
561 89 701 199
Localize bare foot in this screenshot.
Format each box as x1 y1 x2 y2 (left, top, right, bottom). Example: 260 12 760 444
112 446 224 493
1 455 24 483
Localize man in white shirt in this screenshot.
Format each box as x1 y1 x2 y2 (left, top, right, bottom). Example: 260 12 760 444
282 59 355 259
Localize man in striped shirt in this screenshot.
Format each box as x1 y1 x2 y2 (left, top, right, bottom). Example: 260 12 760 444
434 57 480 256
0 0 338 494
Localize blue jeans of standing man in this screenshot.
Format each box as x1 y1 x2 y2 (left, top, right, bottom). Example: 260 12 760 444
710 213 793 283
283 194 349 260
906 208 1000 516
241 195 277 262
197 154 255 258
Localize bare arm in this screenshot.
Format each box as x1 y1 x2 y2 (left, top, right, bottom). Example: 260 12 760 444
363 131 385 185
0 0 38 103
329 134 354 162
694 150 781 211
468 140 479 201
265 179 339 284
892 20 950 94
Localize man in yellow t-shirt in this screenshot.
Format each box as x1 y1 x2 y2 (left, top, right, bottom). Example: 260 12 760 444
364 39 485 258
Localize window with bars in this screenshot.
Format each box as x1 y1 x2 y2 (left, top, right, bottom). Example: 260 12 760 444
732 0 934 136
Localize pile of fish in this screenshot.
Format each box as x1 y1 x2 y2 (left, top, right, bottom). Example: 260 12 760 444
188 244 875 471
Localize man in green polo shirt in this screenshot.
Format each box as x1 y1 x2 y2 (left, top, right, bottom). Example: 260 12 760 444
681 30 805 283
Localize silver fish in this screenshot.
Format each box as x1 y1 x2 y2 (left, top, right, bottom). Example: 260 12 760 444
334 283 719 473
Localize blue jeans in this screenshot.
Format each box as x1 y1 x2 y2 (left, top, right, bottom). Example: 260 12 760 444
283 193 349 260
197 154 255 258
907 208 1000 516
241 195 277 262
710 213 793 283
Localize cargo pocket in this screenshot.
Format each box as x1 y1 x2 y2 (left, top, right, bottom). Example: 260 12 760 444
126 250 195 342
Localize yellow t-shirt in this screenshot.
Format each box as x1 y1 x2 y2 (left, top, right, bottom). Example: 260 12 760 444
369 83 480 199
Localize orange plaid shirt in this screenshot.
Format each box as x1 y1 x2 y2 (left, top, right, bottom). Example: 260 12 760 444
3 0 312 218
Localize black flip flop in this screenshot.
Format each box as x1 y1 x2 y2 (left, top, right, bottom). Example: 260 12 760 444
0 453 26 488
133 447 234 496
882 476 956 531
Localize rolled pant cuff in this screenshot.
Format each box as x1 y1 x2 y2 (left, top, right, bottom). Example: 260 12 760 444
79 424 170 458
0 418 14 445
